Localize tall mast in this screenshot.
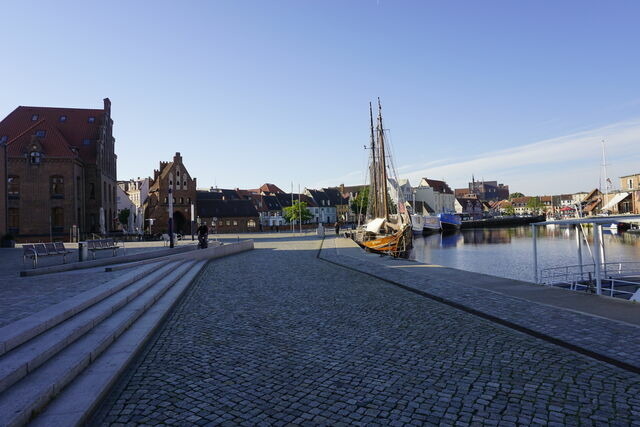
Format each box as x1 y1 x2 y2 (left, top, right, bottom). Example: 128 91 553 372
601 139 609 198
369 102 378 218
377 98 389 219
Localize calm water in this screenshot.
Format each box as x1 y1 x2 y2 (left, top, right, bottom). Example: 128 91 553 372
410 226 640 283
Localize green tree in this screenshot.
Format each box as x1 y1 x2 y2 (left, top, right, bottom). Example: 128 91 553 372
509 192 525 199
526 197 544 214
504 204 515 215
118 208 130 228
350 187 369 215
283 200 313 223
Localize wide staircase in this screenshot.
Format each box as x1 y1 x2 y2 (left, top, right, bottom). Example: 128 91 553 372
0 259 207 426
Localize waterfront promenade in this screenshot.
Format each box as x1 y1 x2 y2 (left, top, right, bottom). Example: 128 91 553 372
94 233 640 425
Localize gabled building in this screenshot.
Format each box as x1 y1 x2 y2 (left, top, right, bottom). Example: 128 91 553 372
305 189 336 224
415 178 455 214
0 98 117 241
196 197 259 233
510 196 531 215
144 152 197 235
321 187 349 221
620 173 640 214
0 140 6 238
454 195 484 220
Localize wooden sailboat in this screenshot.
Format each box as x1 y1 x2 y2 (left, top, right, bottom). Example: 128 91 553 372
353 99 412 256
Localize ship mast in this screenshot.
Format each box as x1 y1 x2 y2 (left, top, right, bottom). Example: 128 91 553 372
377 98 389 220
369 102 378 219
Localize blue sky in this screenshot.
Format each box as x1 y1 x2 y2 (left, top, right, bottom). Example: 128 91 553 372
2 0 640 195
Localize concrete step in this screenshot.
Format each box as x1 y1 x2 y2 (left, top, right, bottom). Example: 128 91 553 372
31 260 207 426
0 262 179 395
0 261 167 357
0 261 197 427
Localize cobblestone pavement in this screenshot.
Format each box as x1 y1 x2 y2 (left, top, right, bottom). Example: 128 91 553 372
0 240 201 327
97 237 640 425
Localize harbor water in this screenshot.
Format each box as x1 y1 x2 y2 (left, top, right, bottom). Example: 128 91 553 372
410 226 640 283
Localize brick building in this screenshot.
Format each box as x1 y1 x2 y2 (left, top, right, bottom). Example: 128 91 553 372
196 195 259 233
0 141 6 237
0 98 117 241
144 152 197 235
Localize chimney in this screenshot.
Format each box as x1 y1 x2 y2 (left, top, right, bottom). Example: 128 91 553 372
103 98 111 116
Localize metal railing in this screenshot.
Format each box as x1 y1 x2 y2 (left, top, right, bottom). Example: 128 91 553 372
539 261 640 299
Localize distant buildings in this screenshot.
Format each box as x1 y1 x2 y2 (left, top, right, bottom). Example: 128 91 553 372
455 179 509 201
414 178 455 214
0 140 6 238
0 98 117 241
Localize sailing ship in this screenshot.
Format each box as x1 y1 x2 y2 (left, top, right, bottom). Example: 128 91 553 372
353 99 413 256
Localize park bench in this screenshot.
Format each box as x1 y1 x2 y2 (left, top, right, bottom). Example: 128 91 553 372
22 242 72 268
86 238 123 259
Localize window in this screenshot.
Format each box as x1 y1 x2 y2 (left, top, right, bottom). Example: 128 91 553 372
59 115 67 122
35 130 46 137
8 208 19 231
233 220 238 226
8 176 19 198
179 197 184 204
50 176 64 198
31 114 39 121
169 180 173 186
52 207 64 230
164 197 168 204
89 183 95 200
30 151 41 164
226 220 230 226
76 177 81 200
187 197 191 204
183 181 186 187
0 136 7 143
82 138 91 145
248 220 256 228
88 116 95 123
629 179 634 190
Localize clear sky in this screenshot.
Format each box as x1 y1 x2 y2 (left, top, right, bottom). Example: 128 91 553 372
2 0 640 195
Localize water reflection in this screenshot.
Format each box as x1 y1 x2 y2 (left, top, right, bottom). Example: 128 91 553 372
410 226 640 283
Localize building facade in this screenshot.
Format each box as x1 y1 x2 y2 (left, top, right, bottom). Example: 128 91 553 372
144 152 197 235
0 141 6 237
0 98 117 241
620 173 640 214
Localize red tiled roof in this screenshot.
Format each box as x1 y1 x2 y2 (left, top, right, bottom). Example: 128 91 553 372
422 178 453 194
259 183 285 194
0 104 106 164
5 118 77 158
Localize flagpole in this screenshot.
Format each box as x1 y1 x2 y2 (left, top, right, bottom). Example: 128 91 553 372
291 181 294 233
299 184 302 234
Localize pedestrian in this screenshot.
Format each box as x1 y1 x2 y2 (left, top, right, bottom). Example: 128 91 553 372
197 222 209 249
335 221 340 235
259 223 263 232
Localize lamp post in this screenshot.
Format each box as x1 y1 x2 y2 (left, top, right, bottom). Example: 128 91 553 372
168 188 174 248
190 203 195 241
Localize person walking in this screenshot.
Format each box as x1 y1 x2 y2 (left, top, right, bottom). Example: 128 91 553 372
334 221 340 236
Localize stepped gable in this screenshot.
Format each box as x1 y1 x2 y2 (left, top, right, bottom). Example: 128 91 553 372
0 104 106 164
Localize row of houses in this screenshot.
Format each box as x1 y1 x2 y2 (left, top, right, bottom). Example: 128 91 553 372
484 174 640 218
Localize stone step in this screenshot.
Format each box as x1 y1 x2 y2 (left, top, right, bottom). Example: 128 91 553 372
0 261 196 427
0 262 179 395
31 260 207 426
0 261 167 357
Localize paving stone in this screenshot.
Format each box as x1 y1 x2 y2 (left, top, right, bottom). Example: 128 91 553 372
92 236 640 425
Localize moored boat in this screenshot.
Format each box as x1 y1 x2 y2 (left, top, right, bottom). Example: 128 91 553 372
353 100 412 257
422 215 441 234
438 212 461 231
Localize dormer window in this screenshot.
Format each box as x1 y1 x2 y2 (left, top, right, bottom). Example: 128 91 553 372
30 151 41 165
31 114 39 121
35 130 46 137
88 116 95 123
82 138 91 145
59 115 67 122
